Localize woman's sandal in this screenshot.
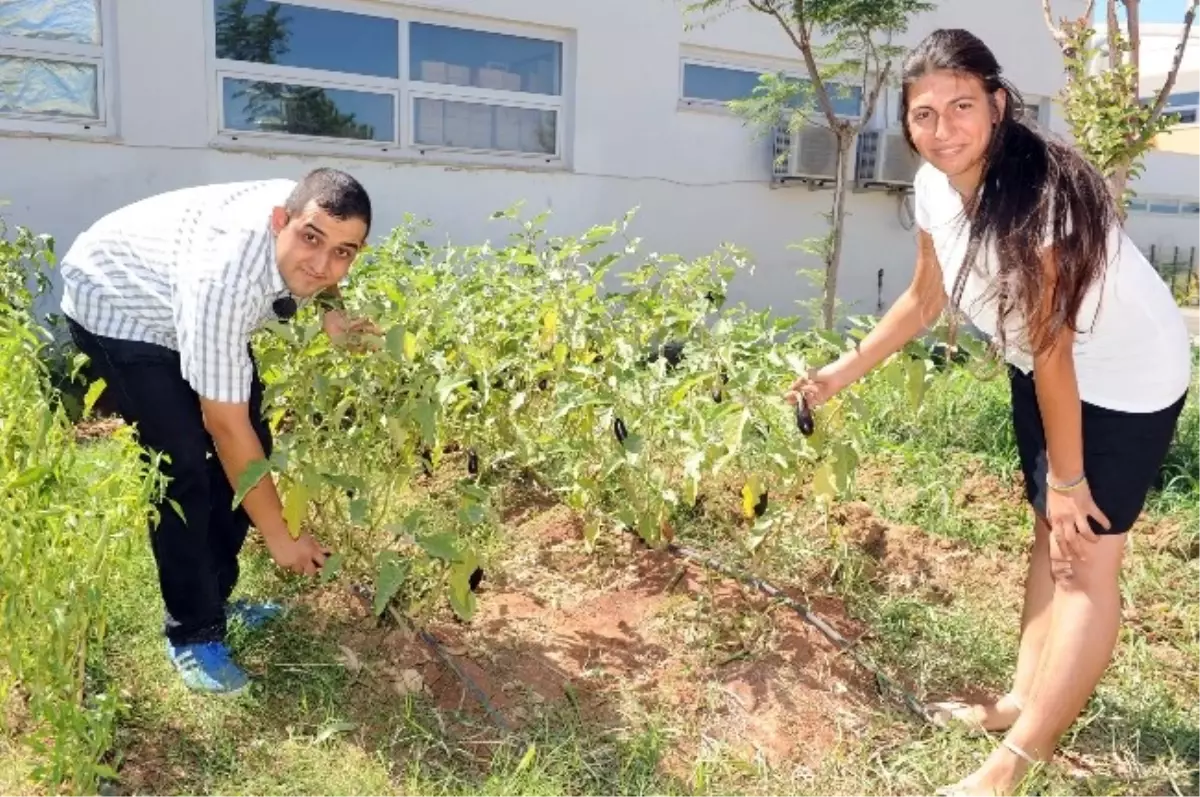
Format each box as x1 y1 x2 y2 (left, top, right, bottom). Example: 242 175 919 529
927 693 1025 735
933 738 1040 796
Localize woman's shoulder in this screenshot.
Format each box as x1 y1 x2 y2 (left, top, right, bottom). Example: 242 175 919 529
913 161 942 192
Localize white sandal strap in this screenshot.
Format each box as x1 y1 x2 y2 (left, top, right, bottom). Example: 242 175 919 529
1001 737 1038 765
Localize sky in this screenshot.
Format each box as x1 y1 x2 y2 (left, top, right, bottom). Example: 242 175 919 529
1098 0 1190 24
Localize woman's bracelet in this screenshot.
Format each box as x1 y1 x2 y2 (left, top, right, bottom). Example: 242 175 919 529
1048 472 1087 493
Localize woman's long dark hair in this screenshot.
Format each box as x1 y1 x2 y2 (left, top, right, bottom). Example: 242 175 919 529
901 28 1117 357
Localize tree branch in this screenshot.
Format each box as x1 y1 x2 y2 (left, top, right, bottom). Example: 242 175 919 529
747 0 842 127
1142 0 1199 132
858 30 885 130
1125 0 1140 94
859 61 893 135
1107 0 1122 69
1043 0 1068 46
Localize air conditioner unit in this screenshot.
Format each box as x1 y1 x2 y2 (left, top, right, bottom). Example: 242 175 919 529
856 129 921 189
772 122 843 184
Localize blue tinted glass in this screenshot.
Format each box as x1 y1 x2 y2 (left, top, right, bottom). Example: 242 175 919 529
682 64 763 102
1181 201 1200 214
214 0 398 78
1167 91 1199 106
787 79 861 116
1149 201 1180 214
222 78 394 141
413 98 556 154
410 22 561 95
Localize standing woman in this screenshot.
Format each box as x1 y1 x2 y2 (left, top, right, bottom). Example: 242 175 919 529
788 28 1192 797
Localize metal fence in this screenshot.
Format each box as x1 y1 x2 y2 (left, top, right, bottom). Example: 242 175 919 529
1146 245 1198 307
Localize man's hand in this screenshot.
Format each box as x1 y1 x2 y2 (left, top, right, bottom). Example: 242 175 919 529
322 309 379 349
202 397 326 576
263 530 329 575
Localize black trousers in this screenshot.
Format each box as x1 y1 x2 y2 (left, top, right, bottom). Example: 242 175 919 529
67 317 272 646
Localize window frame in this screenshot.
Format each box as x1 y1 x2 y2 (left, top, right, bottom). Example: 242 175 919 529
204 0 572 167
0 0 117 138
1140 90 1199 127
677 54 865 121
1126 195 1200 216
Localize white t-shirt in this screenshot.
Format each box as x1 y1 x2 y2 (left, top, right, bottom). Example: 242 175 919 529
913 162 1192 413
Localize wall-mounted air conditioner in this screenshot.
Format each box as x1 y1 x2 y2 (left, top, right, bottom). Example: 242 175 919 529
772 122 845 185
855 129 921 189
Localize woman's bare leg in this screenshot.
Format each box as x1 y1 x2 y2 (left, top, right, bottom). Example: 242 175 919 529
943 531 1126 795
932 515 1055 731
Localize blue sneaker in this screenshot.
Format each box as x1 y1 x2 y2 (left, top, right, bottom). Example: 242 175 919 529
165 640 250 694
226 599 285 631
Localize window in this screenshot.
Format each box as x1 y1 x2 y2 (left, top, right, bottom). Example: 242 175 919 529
211 1 567 162
0 0 112 133
1126 195 1200 216
680 61 863 117
1141 90 1198 125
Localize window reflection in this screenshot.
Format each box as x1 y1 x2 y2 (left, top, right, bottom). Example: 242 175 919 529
0 0 100 44
0 55 98 118
223 77 394 141
410 22 561 95
214 0 399 78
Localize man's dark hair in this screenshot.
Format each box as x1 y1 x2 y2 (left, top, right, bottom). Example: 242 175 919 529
284 167 373 235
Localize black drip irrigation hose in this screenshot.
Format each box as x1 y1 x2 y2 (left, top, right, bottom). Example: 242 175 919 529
347 582 511 732
656 536 936 726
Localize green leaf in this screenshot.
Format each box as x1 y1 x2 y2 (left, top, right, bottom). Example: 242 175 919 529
8 464 50 489
319 552 344 584
448 555 478 621
417 532 463 562
515 743 538 774
905 358 928 411
746 517 774 552
83 378 107 417
233 458 272 508
459 483 490 503
813 462 836 504
583 518 600 548
350 496 369 526
313 721 357 745
413 399 437 445
458 501 487 526
385 326 407 362
436 375 473 405
373 552 409 616
282 481 309 538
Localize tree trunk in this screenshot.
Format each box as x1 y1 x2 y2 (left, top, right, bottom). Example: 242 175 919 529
1109 160 1130 218
822 129 855 329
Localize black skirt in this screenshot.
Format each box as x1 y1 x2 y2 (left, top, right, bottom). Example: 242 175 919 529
1009 365 1188 535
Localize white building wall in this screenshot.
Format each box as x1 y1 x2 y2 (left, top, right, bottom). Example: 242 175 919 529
1 0 1085 320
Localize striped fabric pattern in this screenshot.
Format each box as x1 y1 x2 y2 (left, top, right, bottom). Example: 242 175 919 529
60 179 298 404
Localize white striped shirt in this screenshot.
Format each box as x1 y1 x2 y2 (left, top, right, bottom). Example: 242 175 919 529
60 179 299 404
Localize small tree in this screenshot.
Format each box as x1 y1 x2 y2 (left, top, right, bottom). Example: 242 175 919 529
686 0 934 329
1044 0 1198 208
